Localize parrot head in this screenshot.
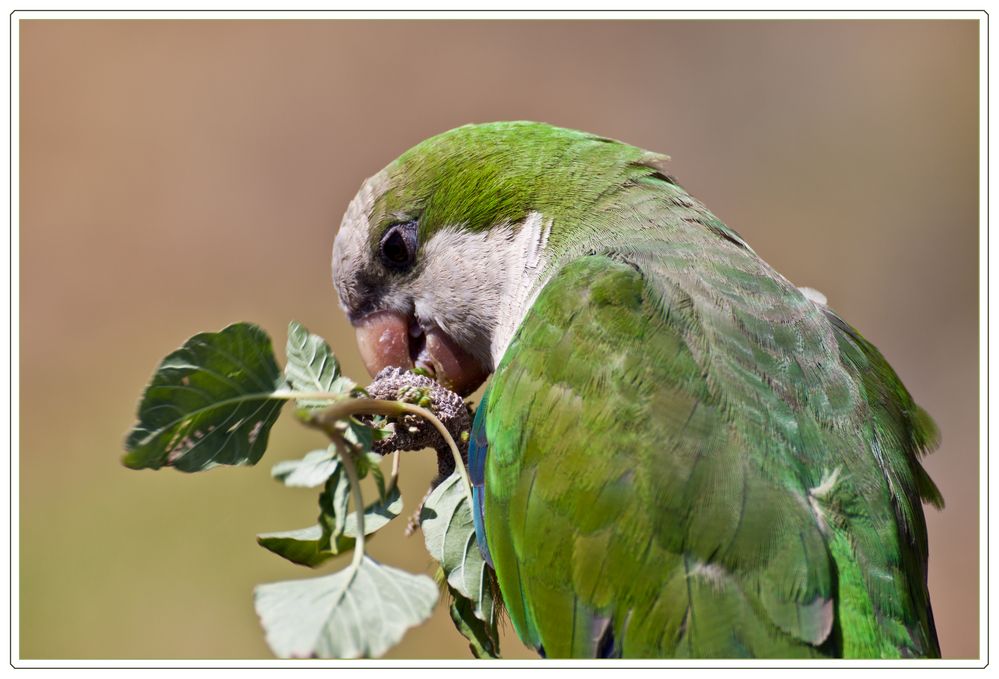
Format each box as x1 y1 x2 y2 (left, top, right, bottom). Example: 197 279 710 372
332 121 668 395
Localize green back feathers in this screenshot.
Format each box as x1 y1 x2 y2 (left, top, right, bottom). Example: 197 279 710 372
485 257 838 657
485 254 942 658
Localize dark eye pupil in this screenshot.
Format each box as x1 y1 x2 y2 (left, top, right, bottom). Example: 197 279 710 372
382 231 408 263
379 222 417 271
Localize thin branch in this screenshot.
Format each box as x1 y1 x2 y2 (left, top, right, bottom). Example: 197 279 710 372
389 451 401 491
304 414 367 573
302 394 473 508
338 438 366 573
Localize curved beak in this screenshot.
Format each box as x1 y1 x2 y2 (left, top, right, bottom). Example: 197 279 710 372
353 310 489 397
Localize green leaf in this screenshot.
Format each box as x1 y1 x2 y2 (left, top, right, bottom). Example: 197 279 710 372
285 320 354 409
343 421 374 451
259 465 355 566
254 556 438 658
420 472 496 624
285 320 380 449
364 414 395 442
271 447 338 487
326 464 353 538
256 525 341 568
355 451 387 501
449 586 501 659
344 484 403 537
421 473 501 656
259 467 403 567
122 323 285 472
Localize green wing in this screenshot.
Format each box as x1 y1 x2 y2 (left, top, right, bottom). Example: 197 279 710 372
483 252 940 658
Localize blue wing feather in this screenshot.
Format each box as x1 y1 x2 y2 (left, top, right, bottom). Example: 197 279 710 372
468 386 493 568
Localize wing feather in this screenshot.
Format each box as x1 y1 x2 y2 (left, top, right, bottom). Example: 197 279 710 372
482 249 939 658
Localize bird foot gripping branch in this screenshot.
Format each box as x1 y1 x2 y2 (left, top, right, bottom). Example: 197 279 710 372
122 321 500 659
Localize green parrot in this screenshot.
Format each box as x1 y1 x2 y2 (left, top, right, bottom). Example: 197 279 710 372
331 121 942 659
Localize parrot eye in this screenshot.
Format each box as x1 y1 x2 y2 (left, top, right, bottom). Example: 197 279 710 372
379 221 418 271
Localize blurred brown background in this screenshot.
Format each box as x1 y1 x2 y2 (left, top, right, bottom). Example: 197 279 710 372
19 19 980 660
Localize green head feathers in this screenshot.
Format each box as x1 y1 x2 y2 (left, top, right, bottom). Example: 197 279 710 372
365 121 674 248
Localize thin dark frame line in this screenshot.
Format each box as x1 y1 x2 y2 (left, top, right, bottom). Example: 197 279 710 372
7 8 989 670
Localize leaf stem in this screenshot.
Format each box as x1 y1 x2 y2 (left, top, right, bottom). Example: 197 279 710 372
388 401 472 507
271 389 346 401
389 451 400 492
304 412 367 573
336 435 367 573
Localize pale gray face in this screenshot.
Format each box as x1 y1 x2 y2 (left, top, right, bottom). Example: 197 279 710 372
332 171 497 396
333 172 555 397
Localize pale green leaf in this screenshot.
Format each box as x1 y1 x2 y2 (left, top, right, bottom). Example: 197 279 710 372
343 484 403 537
259 469 403 567
271 447 338 487
122 323 284 472
420 472 495 624
449 586 500 659
256 525 343 568
254 556 438 658
285 320 354 409
328 466 352 537
355 451 388 501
